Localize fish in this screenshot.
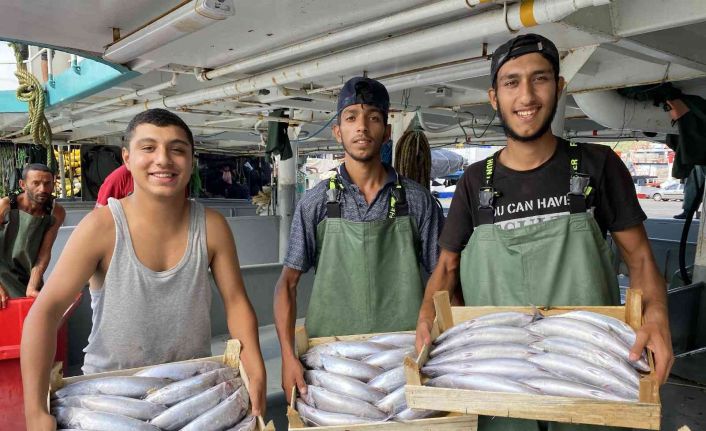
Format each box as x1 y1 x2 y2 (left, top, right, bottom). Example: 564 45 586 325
301 352 384 382
149 379 239 430
303 385 388 420
374 386 407 415
296 398 373 426
526 317 650 372
527 353 638 400
225 415 257 431
430 326 540 358
51 395 166 420
52 406 160 431
558 311 637 346
363 346 416 370
181 385 249 431
427 373 540 394
145 368 238 406
367 366 406 394
434 312 537 345
304 370 386 404
53 376 171 399
134 360 226 380
307 341 397 360
426 342 538 366
422 358 550 379
394 408 439 421
531 337 641 386
367 333 416 347
521 377 630 401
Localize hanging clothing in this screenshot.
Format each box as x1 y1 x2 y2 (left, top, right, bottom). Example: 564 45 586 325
0 193 54 297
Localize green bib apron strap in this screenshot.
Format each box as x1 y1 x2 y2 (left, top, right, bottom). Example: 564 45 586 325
0 193 55 298
460 143 620 431
305 173 424 338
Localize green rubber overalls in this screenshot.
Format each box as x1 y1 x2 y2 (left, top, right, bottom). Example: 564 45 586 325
0 193 54 298
305 173 425 338
460 143 621 431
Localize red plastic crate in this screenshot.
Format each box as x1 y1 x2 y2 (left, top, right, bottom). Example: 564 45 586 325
0 296 79 431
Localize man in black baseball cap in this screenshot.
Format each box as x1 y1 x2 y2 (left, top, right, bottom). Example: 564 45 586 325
275 76 443 402
416 34 672 431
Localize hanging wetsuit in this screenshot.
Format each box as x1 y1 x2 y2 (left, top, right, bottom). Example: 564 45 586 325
0 193 55 298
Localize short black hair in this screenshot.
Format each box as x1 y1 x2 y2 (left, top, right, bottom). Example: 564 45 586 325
22 163 53 180
123 108 194 150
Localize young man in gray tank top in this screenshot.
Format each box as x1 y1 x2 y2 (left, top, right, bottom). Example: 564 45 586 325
20 109 266 430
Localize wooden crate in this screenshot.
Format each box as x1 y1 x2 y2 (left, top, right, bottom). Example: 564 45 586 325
287 326 478 430
403 290 662 430
49 339 274 431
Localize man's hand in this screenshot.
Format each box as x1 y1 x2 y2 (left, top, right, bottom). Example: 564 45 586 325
26 284 41 298
629 305 674 384
247 376 266 417
666 99 690 122
25 410 56 431
0 284 8 309
281 354 307 404
415 318 433 355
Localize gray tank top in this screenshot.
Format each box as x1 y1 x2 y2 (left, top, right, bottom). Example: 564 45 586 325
82 198 212 374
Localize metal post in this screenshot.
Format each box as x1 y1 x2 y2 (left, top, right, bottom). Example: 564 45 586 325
690 186 706 346
551 89 567 137
57 144 66 198
389 111 416 167
278 120 300 262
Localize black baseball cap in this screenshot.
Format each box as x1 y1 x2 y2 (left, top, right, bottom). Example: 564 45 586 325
337 77 390 120
490 34 560 86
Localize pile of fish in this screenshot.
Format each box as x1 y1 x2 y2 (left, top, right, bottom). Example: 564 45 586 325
51 360 258 431
295 332 439 427
424 310 650 402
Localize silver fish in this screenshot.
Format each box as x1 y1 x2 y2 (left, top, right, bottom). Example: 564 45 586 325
368 333 416 347
531 337 640 386
225 415 257 431
434 312 537 345
53 376 171 399
51 395 166 420
526 317 650 372
303 385 388 420
427 373 539 394
301 352 384 382
367 366 406 393
296 398 372 426
422 358 550 379
426 342 538 366
558 311 637 346
134 360 226 380
521 377 629 401
181 385 249 431
430 326 540 357
363 346 416 370
307 341 397 360
394 407 439 421
53 406 160 431
375 386 407 415
150 379 239 430
527 353 638 400
145 368 238 406
304 370 386 404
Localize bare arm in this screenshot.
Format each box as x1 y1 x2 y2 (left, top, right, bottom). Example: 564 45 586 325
26 205 66 297
273 266 305 401
206 210 266 415
612 224 673 383
21 209 108 429
415 249 461 353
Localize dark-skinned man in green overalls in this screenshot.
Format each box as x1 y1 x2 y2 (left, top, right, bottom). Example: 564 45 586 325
0 163 65 308
274 77 443 402
415 34 673 431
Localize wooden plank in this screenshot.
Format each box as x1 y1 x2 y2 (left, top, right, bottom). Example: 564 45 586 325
405 385 660 430
625 288 643 331
433 291 454 332
451 306 626 323
50 339 273 430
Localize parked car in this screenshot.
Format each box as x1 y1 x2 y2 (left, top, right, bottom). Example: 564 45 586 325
652 183 685 201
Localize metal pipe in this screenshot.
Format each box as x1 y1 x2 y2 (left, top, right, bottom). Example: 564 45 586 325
25 47 47 64
198 0 481 81
54 0 606 133
47 49 54 86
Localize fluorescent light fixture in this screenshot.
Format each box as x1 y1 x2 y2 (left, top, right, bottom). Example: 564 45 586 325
104 0 234 64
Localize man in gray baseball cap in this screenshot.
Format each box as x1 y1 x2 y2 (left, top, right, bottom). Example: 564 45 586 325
274 76 443 402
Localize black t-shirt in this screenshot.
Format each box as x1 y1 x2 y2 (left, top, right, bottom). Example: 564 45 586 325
439 140 647 253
